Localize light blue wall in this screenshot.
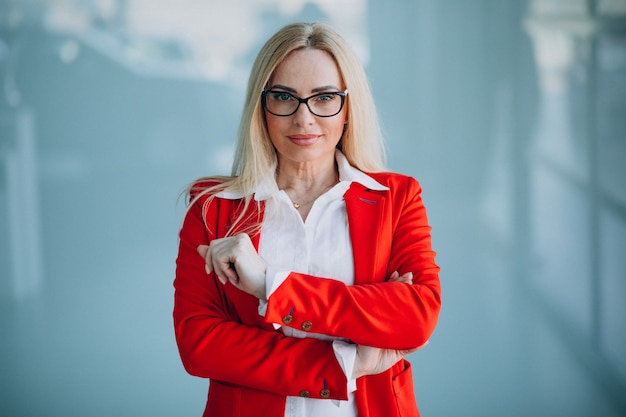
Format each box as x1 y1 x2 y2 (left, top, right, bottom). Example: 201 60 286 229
1 1 625 416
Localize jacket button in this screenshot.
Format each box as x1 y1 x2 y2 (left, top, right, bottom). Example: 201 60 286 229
282 314 293 324
301 321 313 331
320 388 330 398
299 390 310 398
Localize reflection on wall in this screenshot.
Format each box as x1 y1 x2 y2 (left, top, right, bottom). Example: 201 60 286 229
0 109 43 299
524 0 626 398
0 1 366 415
0 0 367 300
368 0 625 415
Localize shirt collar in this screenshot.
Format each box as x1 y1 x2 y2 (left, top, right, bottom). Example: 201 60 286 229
216 150 388 201
335 150 389 192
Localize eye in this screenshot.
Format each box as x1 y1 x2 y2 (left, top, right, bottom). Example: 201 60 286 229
270 91 295 102
314 93 337 103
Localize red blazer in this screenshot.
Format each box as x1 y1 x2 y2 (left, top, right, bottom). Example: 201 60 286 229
174 172 441 417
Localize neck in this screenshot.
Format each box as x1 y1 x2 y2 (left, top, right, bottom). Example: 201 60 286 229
276 154 339 219
275 156 338 193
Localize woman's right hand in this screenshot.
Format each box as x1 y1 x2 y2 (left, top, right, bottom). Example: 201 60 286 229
197 233 267 300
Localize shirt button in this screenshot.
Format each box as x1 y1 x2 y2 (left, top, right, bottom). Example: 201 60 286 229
282 314 293 324
301 321 313 331
320 388 330 398
299 390 310 398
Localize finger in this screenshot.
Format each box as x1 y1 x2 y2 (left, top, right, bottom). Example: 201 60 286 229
222 263 240 285
206 247 228 283
215 274 228 285
211 260 229 285
197 245 209 257
205 246 216 275
386 271 402 282
197 245 213 275
212 262 227 284
211 252 238 285
387 271 412 284
399 271 413 283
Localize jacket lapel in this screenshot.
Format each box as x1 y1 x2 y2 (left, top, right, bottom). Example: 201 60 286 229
345 183 389 284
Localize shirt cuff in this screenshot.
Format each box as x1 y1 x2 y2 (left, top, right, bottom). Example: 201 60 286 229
332 340 358 393
257 267 291 329
266 267 291 299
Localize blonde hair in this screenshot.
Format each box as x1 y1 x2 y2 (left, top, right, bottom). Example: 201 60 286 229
188 22 386 235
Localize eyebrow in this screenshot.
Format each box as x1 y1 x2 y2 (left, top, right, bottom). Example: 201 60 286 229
269 84 341 94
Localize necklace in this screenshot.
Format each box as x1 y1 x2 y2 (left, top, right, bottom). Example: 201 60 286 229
291 179 339 210
285 170 340 211
292 199 314 209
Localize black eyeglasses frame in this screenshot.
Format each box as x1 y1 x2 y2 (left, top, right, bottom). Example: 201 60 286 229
261 89 348 118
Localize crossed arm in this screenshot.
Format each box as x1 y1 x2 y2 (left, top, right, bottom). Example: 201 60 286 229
197 235 421 380
174 181 440 400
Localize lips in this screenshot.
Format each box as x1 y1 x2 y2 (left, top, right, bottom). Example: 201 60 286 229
286 134 321 145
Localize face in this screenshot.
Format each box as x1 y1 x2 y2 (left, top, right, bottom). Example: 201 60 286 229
264 48 347 168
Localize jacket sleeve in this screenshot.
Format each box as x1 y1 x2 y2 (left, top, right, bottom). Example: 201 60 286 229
264 176 441 350
173 192 349 400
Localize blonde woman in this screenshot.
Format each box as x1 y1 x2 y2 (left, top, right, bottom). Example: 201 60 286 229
174 22 441 417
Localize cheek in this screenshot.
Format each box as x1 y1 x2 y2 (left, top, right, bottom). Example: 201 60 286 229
265 115 283 144
328 116 347 140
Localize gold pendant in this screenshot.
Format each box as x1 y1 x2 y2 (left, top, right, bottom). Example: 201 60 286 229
293 202 300 209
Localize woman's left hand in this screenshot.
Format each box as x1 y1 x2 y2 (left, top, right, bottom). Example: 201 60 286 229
197 233 266 300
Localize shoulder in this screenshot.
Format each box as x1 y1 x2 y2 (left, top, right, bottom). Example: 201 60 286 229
188 176 234 201
366 171 422 193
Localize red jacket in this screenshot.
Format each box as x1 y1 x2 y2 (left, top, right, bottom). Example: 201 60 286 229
174 172 441 417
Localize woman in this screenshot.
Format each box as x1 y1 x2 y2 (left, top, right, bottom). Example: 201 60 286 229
174 22 441 417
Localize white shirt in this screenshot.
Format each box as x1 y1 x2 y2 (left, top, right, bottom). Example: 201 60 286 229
218 151 388 417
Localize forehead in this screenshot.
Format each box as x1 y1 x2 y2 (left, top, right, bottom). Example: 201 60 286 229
270 48 343 91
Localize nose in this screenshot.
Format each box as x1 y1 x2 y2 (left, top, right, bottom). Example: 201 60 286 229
292 101 315 126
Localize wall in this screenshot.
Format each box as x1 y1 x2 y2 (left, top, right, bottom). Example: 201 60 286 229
1 0 625 416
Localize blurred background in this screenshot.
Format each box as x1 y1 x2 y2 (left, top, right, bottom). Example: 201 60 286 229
1 0 625 416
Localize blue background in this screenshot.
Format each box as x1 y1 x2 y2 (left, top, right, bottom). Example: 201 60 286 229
1 1 625 416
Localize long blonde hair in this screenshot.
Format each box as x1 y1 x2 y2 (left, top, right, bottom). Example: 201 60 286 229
187 22 386 235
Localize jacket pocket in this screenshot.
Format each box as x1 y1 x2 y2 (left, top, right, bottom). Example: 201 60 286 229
392 360 420 417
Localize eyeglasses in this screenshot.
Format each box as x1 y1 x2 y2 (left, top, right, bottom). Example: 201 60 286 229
261 89 348 117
